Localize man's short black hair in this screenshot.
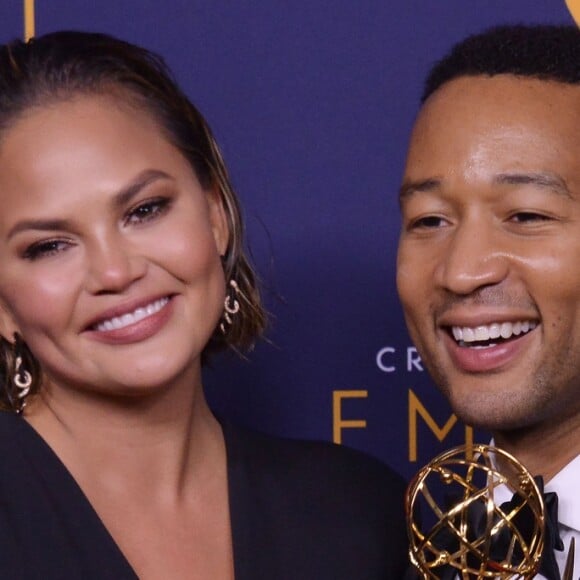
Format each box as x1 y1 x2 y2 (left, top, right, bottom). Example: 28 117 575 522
422 24 580 103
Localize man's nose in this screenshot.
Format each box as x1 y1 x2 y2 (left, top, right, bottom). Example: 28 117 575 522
435 221 509 295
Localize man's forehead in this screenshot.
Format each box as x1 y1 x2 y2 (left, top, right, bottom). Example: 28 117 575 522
417 74 580 121
405 75 580 166
401 77 580 203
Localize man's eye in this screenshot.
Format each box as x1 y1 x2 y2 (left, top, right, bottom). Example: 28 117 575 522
125 198 171 225
409 215 447 229
509 211 552 223
23 239 72 261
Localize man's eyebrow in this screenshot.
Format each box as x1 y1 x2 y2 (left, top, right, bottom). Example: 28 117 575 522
398 178 441 202
7 169 173 240
398 172 573 204
493 172 573 199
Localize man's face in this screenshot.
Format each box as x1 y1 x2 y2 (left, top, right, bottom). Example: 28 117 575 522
397 75 580 431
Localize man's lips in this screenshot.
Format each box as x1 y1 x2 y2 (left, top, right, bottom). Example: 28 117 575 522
440 320 540 373
450 320 538 345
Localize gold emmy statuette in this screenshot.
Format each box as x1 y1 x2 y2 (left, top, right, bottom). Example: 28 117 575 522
406 444 546 579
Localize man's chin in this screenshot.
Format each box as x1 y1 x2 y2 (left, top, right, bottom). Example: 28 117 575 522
448 398 544 434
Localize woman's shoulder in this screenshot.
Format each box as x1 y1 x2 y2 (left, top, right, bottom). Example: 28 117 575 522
221 418 406 495
0 409 56 457
222 419 410 579
0 408 24 430
0 410 66 487
0 410 34 456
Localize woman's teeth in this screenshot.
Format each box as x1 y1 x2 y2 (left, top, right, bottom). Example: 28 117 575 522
451 320 537 347
95 297 169 332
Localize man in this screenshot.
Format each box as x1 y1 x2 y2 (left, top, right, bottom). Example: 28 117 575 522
397 25 579 578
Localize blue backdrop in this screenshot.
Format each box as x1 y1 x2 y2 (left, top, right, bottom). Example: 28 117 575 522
0 1 575 480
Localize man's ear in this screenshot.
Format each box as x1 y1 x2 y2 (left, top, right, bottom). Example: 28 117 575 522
206 187 230 257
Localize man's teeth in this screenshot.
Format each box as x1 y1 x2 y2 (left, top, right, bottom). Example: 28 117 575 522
452 321 537 344
96 297 169 332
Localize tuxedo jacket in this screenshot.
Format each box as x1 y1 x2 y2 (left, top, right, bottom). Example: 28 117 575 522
0 412 409 579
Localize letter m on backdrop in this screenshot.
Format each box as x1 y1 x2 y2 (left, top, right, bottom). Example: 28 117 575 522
408 389 473 462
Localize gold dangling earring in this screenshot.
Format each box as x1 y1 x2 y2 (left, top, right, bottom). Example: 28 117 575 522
13 355 32 414
220 279 240 334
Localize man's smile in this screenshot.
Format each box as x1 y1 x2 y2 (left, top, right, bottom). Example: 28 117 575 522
450 320 538 348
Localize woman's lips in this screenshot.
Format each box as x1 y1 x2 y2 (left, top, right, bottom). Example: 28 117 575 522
85 295 174 345
93 297 170 331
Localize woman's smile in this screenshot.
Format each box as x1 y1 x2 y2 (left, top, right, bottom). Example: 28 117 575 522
92 296 171 332
0 95 228 394
86 295 175 345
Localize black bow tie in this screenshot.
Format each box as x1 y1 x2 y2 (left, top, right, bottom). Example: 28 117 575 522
406 476 564 580
540 488 565 580
503 476 564 580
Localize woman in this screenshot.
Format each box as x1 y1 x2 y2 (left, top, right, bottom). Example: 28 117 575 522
0 31 408 579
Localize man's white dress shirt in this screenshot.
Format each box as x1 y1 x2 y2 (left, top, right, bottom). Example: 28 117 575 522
492 453 579 579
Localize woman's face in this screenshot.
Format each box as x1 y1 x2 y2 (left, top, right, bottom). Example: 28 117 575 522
0 95 228 397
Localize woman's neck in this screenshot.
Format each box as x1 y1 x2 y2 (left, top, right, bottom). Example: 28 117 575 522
23 368 224 503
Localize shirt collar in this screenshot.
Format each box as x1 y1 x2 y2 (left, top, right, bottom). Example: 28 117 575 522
544 453 580 531
488 440 579 530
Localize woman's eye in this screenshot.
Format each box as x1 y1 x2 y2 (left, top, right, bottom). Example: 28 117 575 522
124 198 171 226
23 239 72 261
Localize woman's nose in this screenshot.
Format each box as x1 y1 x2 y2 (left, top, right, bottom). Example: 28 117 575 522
85 235 147 295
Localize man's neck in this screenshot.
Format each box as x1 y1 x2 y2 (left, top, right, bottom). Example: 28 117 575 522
493 414 580 483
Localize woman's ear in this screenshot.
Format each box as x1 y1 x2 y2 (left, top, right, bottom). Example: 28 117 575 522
206 187 230 257
0 300 20 344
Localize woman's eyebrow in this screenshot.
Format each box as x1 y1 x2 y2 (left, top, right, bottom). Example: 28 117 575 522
112 169 173 208
6 169 173 241
6 217 72 241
